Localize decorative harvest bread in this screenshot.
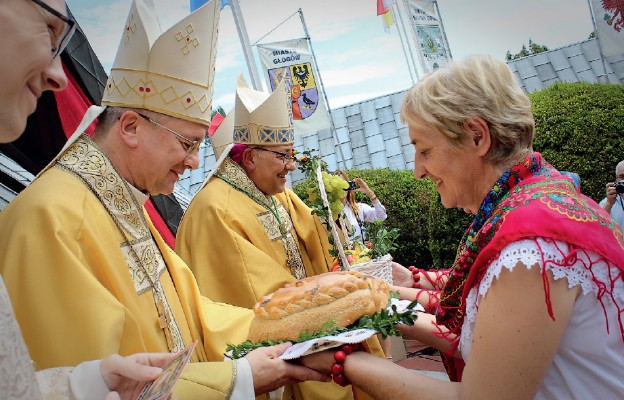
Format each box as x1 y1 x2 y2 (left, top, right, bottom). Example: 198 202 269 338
248 270 390 342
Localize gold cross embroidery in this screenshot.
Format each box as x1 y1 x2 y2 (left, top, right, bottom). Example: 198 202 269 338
155 297 174 350
176 24 199 55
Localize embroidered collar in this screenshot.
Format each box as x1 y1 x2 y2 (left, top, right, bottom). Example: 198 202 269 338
217 157 273 205
130 184 149 205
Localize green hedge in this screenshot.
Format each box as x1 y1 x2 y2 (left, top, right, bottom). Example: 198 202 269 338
530 82 624 202
427 193 472 269
293 169 470 268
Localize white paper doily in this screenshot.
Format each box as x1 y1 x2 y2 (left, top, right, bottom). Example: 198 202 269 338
278 328 377 360
278 299 423 360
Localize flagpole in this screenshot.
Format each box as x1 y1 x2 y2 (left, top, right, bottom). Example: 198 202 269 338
298 8 348 170
393 0 419 84
229 0 263 90
585 0 609 83
433 0 452 60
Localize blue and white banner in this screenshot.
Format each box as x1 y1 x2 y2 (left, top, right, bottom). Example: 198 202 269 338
404 0 450 73
257 38 331 134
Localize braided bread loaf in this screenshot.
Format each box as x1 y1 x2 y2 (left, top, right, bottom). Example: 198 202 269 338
248 270 390 342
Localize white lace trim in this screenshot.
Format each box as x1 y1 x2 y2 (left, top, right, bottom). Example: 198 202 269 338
461 237 624 358
478 238 624 300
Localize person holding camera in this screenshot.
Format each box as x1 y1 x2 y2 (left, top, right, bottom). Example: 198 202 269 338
599 160 624 232
334 170 387 244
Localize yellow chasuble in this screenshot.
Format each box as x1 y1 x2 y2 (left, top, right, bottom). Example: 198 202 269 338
0 136 254 399
177 158 384 400
177 158 334 308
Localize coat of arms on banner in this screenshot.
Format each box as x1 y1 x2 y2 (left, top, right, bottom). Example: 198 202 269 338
416 25 448 70
267 63 319 121
599 0 623 32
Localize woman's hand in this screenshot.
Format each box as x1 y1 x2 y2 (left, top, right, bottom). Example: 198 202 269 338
299 349 335 374
353 178 376 200
391 262 414 287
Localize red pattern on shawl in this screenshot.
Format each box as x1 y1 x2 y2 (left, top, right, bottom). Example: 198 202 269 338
436 153 624 381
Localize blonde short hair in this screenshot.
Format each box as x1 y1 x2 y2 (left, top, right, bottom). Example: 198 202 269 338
400 55 535 165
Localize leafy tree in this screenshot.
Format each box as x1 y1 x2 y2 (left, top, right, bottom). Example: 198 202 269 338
530 82 624 202
506 38 549 60
211 106 226 119
529 39 547 54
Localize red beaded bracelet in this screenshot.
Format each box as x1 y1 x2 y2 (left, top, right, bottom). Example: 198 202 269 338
331 343 363 386
408 266 422 288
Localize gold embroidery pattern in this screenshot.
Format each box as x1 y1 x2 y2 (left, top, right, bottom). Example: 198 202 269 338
121 237 163 294
232 124 294 145
55 135 184 352
284 236 306 280
218 158 306 279
275 205 306 279
175 24 199 55
257 212 282 241
225 359 237 399
123 13 137 44
105 72 211 113
218 157 264 197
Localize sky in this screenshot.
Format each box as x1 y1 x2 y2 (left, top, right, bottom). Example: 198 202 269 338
66 0 595 110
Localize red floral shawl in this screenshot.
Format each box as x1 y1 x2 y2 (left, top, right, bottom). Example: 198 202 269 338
436 152 624 381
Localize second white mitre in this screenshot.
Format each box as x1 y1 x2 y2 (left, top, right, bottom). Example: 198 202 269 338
233 75 294 146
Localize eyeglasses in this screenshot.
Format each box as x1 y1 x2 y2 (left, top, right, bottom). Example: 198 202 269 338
137 113 203 155
29 0 77 59
252 147 296 166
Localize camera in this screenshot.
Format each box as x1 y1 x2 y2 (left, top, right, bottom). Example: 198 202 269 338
347 180 358 191
615 181 624 194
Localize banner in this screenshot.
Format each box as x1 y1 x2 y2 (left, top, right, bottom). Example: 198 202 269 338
590 0 624 57
404 0 450 73
257 38 331 134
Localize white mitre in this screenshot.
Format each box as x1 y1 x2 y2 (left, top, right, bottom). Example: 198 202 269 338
102 0 220 125
211 109 234 159
196 74 293 190
233 75 294 146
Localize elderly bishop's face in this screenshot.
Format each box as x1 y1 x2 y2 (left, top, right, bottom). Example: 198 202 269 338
0 0 69 143
249 145 296 196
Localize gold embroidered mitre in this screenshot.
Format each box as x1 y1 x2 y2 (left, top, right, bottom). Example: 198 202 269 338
102 0 219 125
233 75 294 146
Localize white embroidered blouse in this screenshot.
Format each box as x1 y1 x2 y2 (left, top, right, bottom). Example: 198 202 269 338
459 237 624 399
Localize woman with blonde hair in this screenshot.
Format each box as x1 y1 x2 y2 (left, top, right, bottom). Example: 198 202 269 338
300 55 624 399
